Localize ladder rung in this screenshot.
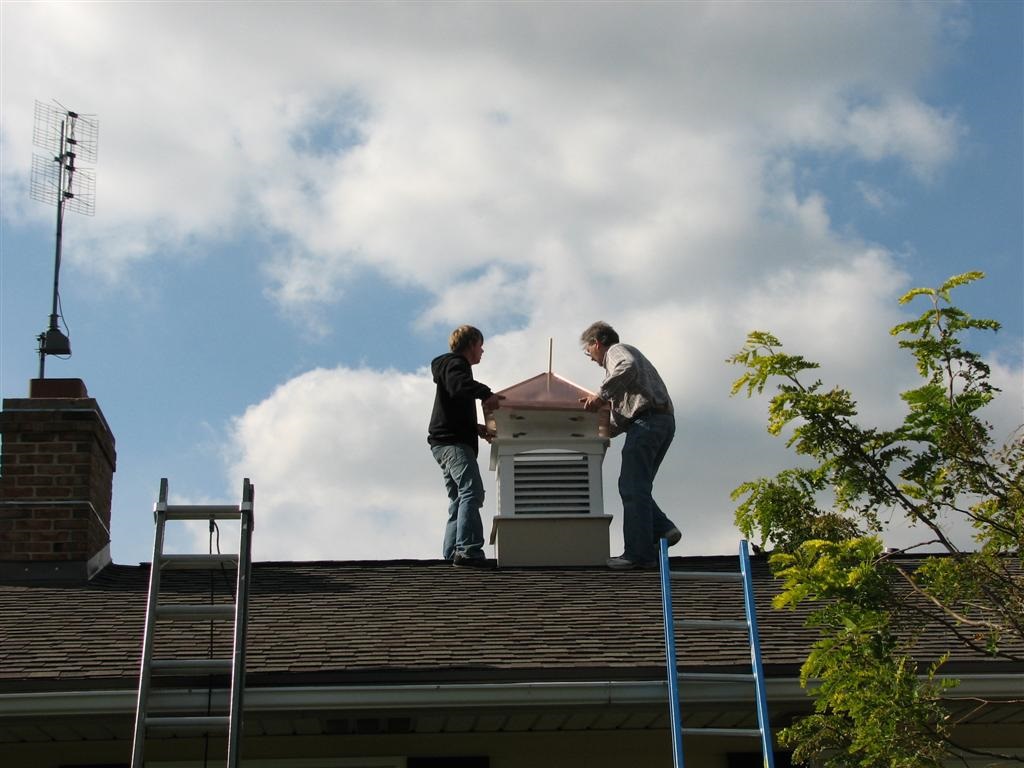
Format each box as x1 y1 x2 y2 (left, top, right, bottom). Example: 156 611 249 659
678 672 755 683
163 505 242 520
681 727 763 738
156 604 235 620
151 658 233 675
669 570 743 582
145 715 230 732
161 554 239 570
675 619 748 631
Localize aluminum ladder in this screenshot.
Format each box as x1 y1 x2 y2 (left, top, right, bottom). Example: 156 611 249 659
130 477 255 768
659 538 775 768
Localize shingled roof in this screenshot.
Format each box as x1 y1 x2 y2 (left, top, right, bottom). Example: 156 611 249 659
1 554 1018 696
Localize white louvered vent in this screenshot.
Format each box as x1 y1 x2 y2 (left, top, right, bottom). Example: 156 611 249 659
512 451 591 514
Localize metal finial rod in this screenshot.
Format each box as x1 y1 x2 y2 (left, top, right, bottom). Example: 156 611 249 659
547 338 554 391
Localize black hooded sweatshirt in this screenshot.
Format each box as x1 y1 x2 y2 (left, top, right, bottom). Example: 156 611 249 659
428 352 494 457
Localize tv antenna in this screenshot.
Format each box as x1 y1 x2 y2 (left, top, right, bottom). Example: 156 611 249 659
29 100 98 378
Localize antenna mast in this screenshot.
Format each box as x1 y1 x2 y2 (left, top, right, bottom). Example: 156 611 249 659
29 101 98 379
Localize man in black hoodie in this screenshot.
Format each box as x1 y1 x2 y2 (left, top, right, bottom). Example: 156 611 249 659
428 325 503 567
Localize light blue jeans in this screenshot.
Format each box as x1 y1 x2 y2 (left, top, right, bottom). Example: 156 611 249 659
431 443 486 560
619 412 677 564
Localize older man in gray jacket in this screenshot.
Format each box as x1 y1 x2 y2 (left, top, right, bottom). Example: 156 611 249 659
580 321 681 569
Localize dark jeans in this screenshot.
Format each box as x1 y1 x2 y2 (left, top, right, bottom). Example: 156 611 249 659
619 412 677 563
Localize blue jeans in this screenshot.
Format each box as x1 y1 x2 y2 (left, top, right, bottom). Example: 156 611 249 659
619 412 677 564
431 443 485 560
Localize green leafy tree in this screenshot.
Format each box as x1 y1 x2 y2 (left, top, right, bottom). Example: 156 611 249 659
728 272 1023 766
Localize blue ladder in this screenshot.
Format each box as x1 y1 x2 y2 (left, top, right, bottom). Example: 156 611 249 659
659 538 775 768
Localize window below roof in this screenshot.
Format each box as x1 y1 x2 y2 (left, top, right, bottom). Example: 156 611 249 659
143 758 406 768
727 751 794 768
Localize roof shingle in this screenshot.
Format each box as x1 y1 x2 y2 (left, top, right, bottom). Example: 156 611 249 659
0 555 1017 694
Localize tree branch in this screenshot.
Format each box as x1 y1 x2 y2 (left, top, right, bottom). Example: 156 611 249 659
895 566 1005 632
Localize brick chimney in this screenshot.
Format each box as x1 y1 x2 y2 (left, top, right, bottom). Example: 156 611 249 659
0 379 116 581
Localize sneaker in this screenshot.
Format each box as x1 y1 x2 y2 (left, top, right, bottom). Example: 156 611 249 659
453 553 491 569
607 556 640 570
664 527 682 546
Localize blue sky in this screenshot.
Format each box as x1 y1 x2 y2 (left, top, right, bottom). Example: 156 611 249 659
1 1 1021 566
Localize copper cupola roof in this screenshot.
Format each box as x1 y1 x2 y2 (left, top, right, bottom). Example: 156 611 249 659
488 372 595 410
483 372 610 440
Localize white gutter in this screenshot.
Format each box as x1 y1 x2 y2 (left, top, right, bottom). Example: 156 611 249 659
0 674 1019 718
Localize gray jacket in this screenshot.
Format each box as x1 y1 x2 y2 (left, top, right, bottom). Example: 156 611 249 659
598 343 673 436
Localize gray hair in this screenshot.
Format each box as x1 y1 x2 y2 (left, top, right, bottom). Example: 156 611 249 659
579 321 619 348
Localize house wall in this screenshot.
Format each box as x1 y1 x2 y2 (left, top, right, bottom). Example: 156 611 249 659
3 719 1021 767
2 726 765 768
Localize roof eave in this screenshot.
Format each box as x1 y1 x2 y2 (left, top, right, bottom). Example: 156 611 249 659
1 674 1020 719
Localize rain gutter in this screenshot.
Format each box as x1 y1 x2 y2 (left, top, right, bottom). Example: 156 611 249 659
0 674 1019 718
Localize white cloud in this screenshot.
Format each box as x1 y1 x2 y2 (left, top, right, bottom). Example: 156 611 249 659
418 266 531 330
5 2 1014 564
844 98 961 180
2 2 965 302
856 181 902 212
222 366 446 561
987 359 1024 446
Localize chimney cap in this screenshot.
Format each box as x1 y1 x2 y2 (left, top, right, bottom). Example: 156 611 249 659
29 378 89 398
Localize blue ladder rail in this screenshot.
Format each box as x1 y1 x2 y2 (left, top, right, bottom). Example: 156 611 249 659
659 538 776 768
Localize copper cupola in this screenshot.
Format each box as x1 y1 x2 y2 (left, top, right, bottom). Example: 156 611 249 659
483 371 611 567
